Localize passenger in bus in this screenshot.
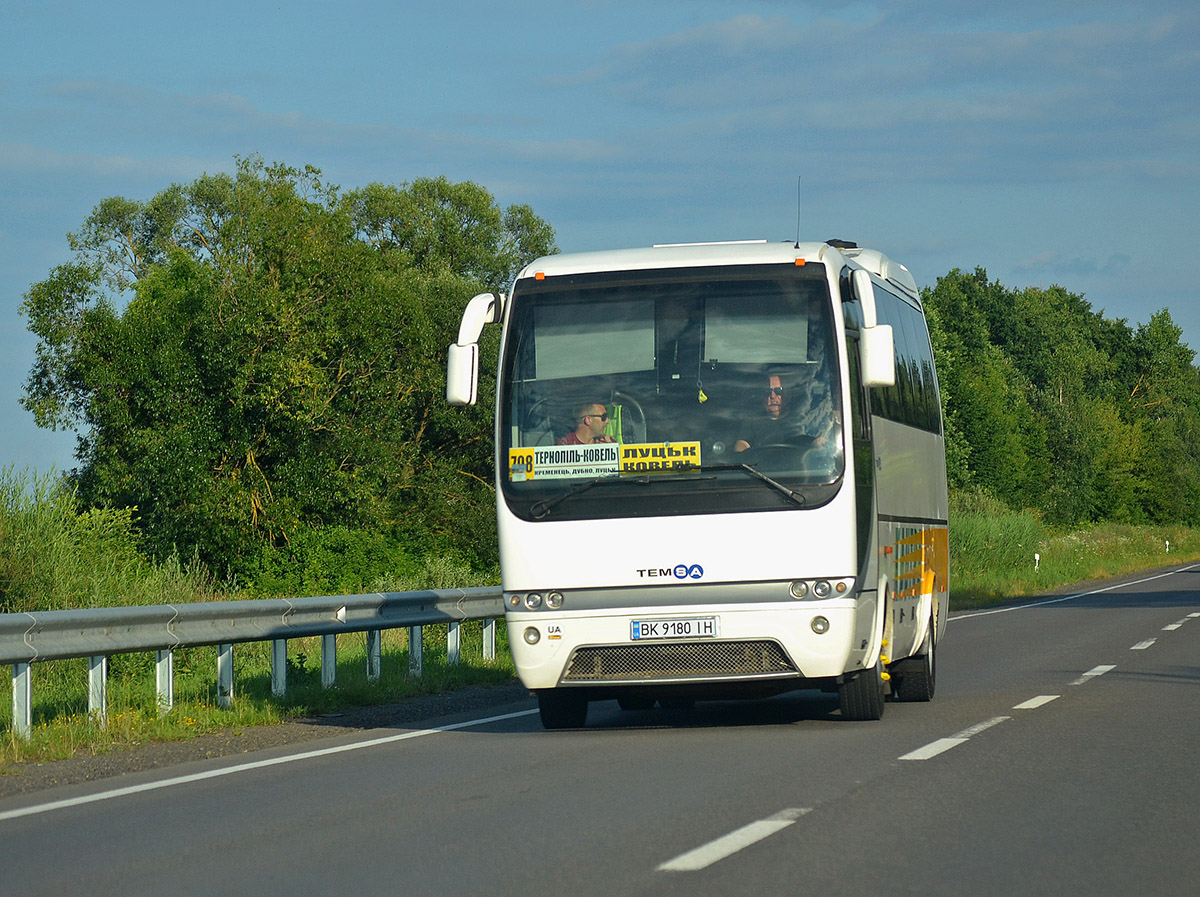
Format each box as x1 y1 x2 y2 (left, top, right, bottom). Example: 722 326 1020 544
734 374 833 455
556 402 617 445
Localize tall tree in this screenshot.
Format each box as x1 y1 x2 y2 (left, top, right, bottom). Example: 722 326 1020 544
923 269 1200 526
21 158 556 574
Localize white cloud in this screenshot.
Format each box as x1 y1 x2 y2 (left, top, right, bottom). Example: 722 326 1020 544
1014 250 1133 278
0 141 221 180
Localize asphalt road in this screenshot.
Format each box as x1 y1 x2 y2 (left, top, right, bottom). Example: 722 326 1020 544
2 565 1198 896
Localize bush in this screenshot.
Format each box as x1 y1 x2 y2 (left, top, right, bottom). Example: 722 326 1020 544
0 467 226 614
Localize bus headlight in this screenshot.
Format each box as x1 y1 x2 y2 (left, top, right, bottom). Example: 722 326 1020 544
523 627 541 645
789 578 854 600
546 591 564 609
811 616 830 634
524 593 543 610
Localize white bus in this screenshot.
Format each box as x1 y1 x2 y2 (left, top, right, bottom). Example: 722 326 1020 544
447 239 948 728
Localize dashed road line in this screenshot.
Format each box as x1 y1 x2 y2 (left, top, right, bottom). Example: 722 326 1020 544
1131 639 1156 650
899 716 1010 761
1071 664 1116 686
1163 622 1184 631
1013 695 1059 710
898 737 967 761
657 808 811 871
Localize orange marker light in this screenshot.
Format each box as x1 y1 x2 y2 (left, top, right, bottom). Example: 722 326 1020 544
795 258 806 266
535 272 545 280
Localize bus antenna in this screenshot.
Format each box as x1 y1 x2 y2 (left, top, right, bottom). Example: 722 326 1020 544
794 176 802 248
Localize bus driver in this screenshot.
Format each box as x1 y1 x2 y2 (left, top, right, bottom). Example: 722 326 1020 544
734 374 834 455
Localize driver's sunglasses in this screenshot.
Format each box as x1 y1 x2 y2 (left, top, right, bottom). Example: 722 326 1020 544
587 412 610 421
764 387 784 396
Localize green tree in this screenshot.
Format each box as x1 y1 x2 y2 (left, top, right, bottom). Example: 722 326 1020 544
923 269 1047 507
21 158 555 579
924 268 1200 527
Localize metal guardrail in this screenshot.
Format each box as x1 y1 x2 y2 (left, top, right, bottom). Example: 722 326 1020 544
2 586 505 740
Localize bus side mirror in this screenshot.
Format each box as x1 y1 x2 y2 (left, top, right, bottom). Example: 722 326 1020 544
861 325 896 387
851 268 896 387
447 343 480 405
446 292 504 406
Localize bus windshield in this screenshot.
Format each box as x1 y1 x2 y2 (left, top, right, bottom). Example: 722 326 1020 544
498 264 845 521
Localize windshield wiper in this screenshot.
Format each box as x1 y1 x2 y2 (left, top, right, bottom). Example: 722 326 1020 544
683 462 808 507
527 463 805 517
529 474 651 519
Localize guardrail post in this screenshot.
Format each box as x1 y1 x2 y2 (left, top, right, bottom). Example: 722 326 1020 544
217 643 234 708
447 621 461 666
321 634 337 689
88 655 108 727
156 649 174 713
366 629 381 682
11 663 31 740
408 626 423 677
483 618 496 660
271 639 287 697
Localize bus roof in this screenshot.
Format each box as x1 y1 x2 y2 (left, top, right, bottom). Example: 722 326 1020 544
516 240 918 299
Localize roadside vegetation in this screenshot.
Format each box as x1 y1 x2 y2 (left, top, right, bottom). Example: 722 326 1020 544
5 157 1200 764
3 468 1197 766
948 489 1200 605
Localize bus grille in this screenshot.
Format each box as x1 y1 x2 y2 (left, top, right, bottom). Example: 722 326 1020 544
561 640 797 683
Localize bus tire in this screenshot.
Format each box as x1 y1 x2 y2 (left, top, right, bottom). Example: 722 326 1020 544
537 689 588 729
893 614 936 702
839 660 886 720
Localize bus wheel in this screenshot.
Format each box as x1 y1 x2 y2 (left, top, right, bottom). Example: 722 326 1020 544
839 660 886 720
893 614 936 702
537 689 588 729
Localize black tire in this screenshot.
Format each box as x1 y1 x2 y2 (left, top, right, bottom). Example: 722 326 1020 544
617 695 655 711
536 689 588 729
839 659 886 720
893 615 936 702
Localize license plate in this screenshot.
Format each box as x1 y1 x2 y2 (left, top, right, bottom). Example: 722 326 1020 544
630 616 719 640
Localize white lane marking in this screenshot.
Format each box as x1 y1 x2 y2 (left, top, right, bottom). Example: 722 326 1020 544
1163 622 1183 631
0 708 539 824
899 738 967 761
953 716 1011 738
1131 639 1156 650
1189 613 1200 619
1013 695 1060 710
900 716 1011 761
658 808 811 871
1071 664 1116 685
951 565 1200 621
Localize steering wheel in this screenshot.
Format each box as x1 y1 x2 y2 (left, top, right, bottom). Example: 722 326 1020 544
612 391 647 443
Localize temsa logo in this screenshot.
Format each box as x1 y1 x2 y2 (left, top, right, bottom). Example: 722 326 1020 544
636 564 704 580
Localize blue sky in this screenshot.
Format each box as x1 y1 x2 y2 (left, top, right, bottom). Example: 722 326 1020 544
3 1 1198 474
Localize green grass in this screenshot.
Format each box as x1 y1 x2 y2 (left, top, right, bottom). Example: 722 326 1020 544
5 469 1200 766
1 467 227 614
949 490 1200 608
1 467 512 766
1 622 515 766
